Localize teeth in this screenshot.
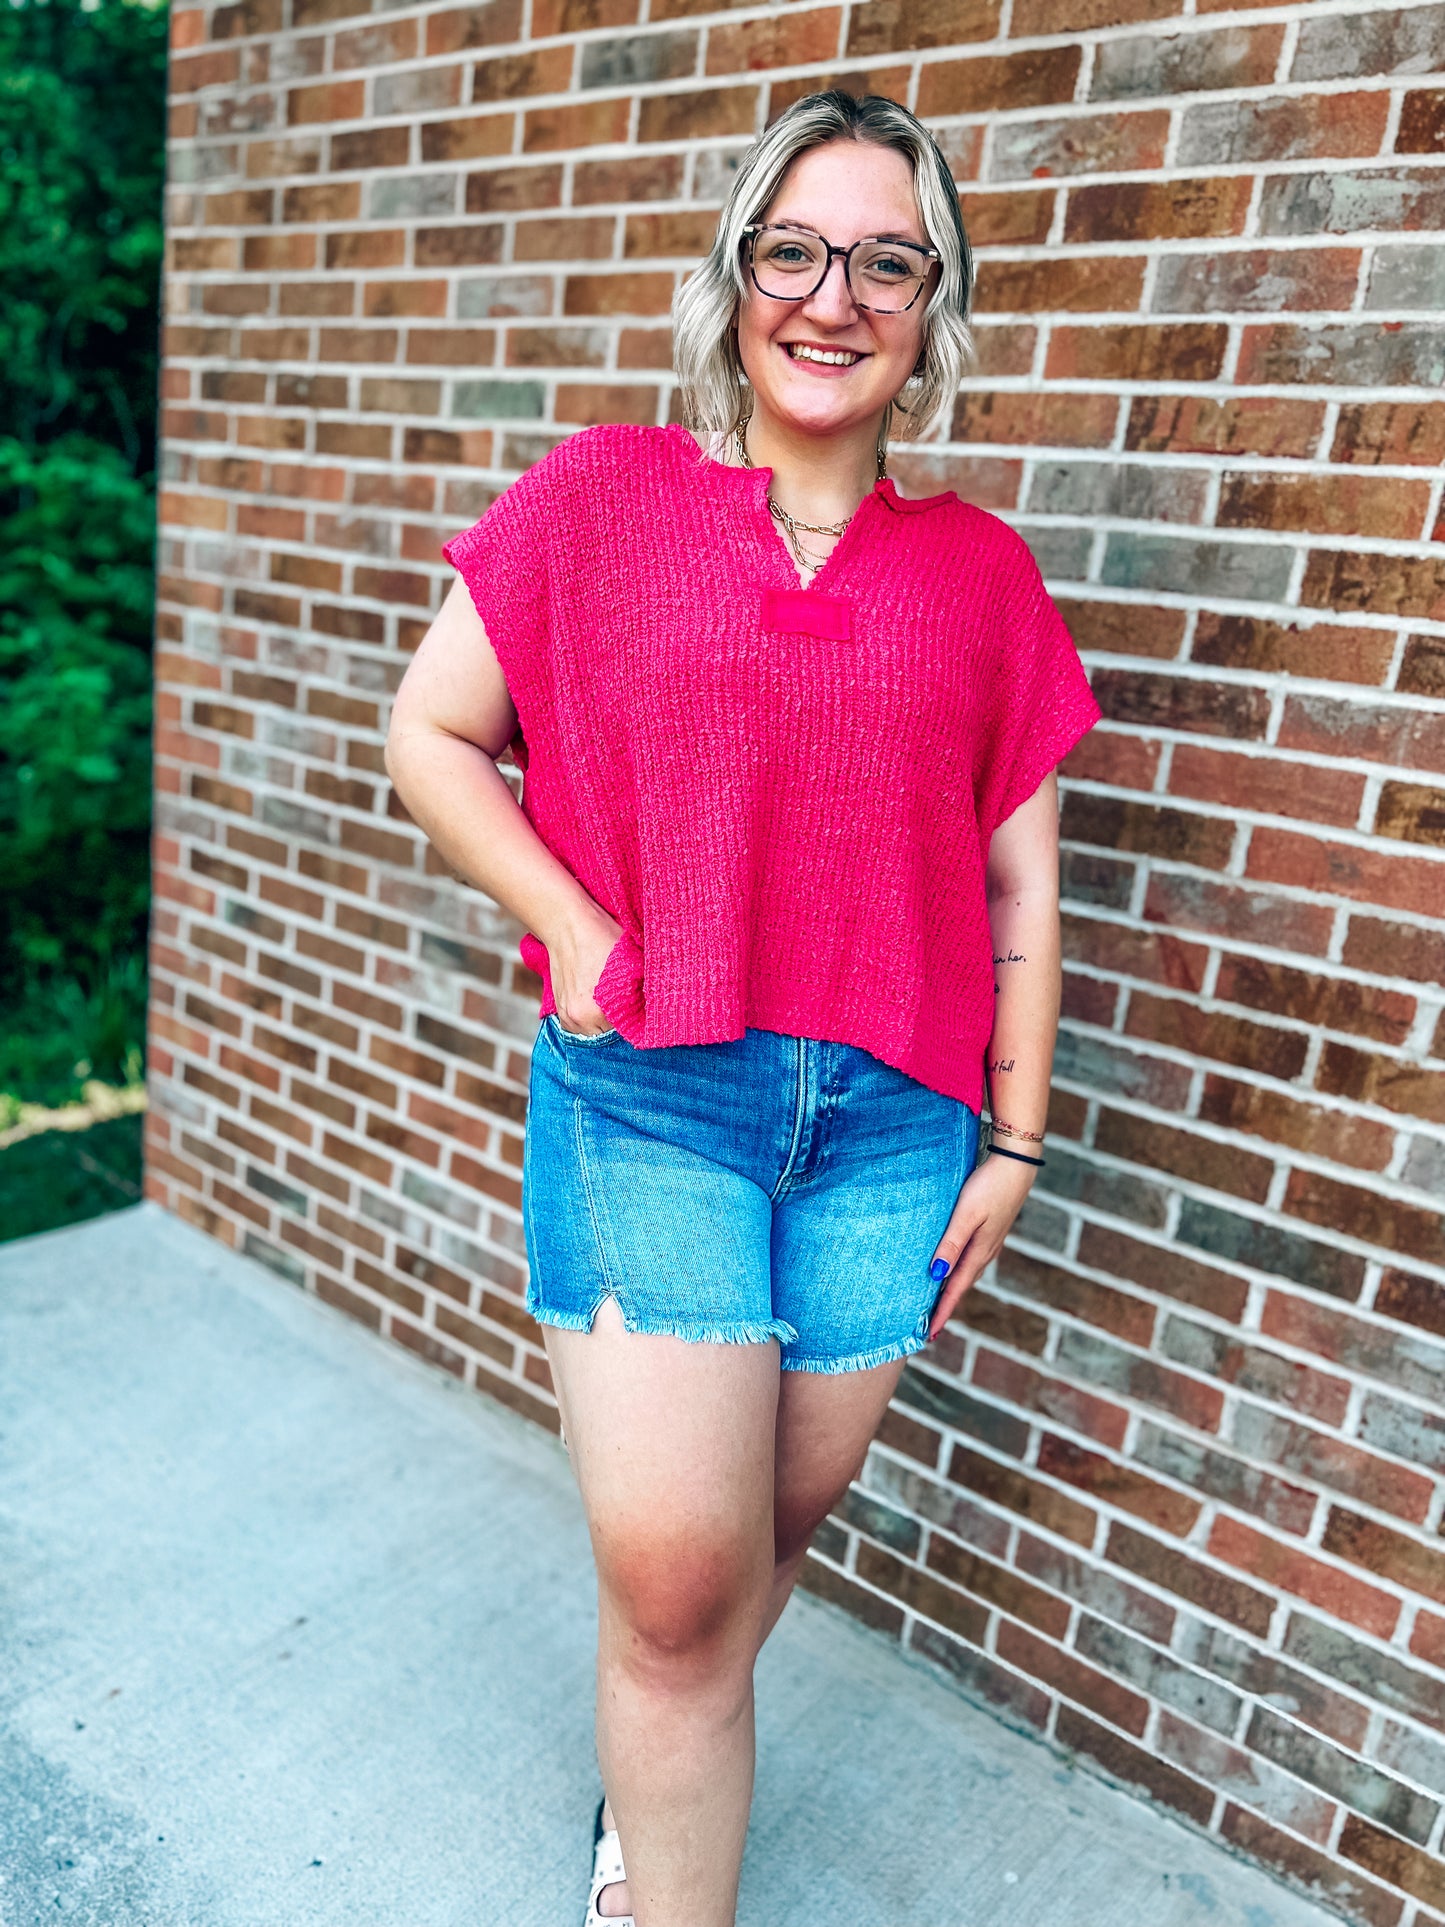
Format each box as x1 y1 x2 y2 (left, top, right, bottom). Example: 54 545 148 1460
787 344 861 366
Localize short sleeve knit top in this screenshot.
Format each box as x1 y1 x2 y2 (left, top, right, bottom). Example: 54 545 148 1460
442 421 1100 1111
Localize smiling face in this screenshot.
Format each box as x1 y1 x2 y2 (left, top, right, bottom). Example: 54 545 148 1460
735 137 935 445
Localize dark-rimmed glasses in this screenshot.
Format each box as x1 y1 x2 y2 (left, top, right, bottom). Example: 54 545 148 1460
741 222 939 314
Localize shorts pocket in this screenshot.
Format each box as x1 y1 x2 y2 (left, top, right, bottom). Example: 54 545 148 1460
548 1012 619 1046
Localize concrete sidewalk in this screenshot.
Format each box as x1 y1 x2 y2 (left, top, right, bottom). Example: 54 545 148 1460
0 1202 1343 1927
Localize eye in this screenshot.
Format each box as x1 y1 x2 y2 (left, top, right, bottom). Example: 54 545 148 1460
864 252 914 279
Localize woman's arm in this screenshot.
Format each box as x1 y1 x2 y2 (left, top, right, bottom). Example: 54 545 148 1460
382 575 621 1031
925 772 1062 1339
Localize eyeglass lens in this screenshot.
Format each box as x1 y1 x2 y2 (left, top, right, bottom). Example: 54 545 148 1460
750 227 928 311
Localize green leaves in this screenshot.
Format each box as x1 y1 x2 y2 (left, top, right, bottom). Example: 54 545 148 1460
0 0 167 1104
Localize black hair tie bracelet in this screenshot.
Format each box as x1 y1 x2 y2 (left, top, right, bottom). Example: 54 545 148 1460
988 1143 1046 1169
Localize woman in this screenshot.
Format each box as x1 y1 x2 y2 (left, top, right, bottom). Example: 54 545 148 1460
384 89 1099 1927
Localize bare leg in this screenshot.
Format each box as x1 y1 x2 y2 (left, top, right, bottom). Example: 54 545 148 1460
543 1295 780 1927
755 1350 911 1656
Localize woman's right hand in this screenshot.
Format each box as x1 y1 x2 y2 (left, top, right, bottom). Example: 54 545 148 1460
546 901 624 1036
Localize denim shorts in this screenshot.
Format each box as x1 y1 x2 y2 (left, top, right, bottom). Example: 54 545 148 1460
522 1017 980 1374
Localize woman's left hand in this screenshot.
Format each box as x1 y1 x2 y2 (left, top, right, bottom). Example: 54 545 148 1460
924 1154 1039 1340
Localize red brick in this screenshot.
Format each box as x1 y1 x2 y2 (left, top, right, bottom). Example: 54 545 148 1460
1039 1433 1199 1535
1093 668 1269 739
1278 693 1445 774
1332 401 1445 468
1375 780 1445 849
1047 322 1226 383
472 46 572 103
1323 1509 1445 1599
959 189 1055 249
1192 612 1392 686
917 44 1079 115
1125 393 1333 460
1201 1078 1394 1172
1209 1515 1399 1640
424 0 523 57
1221 473 1431 543
563 272 673 318
1144 873 1335 957
554 383 659 426
1056 597 1184 661
998 1620 1152 1733
523 98 631 152
1065 176 1250 244
844 0 1000 56
287 80 363 124
1317 1043 1445 1126
1339 1815 1445 1913
953 391 1119 448
1061 1703 1217 1825
1412 1610 1445 1669
637 86 757 143
420 114 512 163
573 155 684 205
704 9 840 74
1342 916 1445 986
1178 89 1391 163
1169 744 1364 828
1397 87 1445 154
975 255 1146 315
947 1436 1098 1544
973 1348 1130 1451
1086 1217 1256 1325
1248 827 1445 922
1371 1271 1445 1348
997 1248 1156 1348
1303 550 1445 623
1221 1807 1407 1927
1286 1169 1445 1269
1097 1109 1275 1207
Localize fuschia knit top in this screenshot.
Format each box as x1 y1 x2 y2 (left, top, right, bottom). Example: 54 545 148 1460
442 421 1100 1112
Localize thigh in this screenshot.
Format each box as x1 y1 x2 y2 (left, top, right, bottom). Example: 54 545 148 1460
772 1047 978 1376
543 1298 780 1613
771 1353 909 1559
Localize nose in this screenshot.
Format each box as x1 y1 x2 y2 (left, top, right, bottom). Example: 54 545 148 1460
802 250 860 326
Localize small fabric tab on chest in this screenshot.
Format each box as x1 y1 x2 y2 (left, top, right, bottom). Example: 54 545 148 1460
760 587 853 640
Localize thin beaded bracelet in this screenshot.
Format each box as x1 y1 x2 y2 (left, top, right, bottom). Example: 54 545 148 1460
988 1116 1046 1143
988 1143 1046 1169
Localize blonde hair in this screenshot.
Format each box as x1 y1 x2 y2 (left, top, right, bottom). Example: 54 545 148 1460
672 90 975 449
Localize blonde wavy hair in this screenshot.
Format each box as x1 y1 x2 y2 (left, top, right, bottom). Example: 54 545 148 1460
672 90 975 450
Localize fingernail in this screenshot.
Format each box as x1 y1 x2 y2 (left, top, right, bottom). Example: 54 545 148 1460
930 1257 949 1281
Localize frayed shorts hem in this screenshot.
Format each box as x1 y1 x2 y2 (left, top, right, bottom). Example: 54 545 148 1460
530 1296 932 1376
530 1297 800 1349
779 1326 932 1375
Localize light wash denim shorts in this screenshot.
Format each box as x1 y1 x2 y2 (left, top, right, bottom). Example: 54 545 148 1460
522 1016 981 1375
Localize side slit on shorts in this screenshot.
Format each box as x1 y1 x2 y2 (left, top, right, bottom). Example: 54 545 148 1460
522 1016 981 1376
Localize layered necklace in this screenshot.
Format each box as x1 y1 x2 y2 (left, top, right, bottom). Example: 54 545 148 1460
733 420 887 584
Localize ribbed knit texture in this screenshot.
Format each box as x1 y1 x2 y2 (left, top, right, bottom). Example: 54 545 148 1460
443 422 1100 1110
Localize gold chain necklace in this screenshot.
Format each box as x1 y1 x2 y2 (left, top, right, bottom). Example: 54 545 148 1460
733 422 880 582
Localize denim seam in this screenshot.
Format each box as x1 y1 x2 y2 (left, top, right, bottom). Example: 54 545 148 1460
768 1034 809 1203
569 1089 623 1324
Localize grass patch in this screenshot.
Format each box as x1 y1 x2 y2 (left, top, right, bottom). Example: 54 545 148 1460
0 1110 144 1245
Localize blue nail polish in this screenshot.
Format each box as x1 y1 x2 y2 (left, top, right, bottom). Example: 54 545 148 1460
930 1257 949 1281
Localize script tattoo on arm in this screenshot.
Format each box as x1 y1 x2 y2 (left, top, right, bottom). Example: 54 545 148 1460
993 949 1027 994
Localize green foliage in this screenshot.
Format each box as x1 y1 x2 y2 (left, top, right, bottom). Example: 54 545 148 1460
0 0 168 1108
0 0 169 460
0 1111 145 1244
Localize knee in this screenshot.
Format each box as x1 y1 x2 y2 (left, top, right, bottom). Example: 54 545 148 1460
597 1514 770 1668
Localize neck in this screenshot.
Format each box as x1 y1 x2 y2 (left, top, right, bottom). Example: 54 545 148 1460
739 405 883 524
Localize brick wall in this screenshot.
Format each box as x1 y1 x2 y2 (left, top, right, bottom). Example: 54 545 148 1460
150 2 1445 1919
